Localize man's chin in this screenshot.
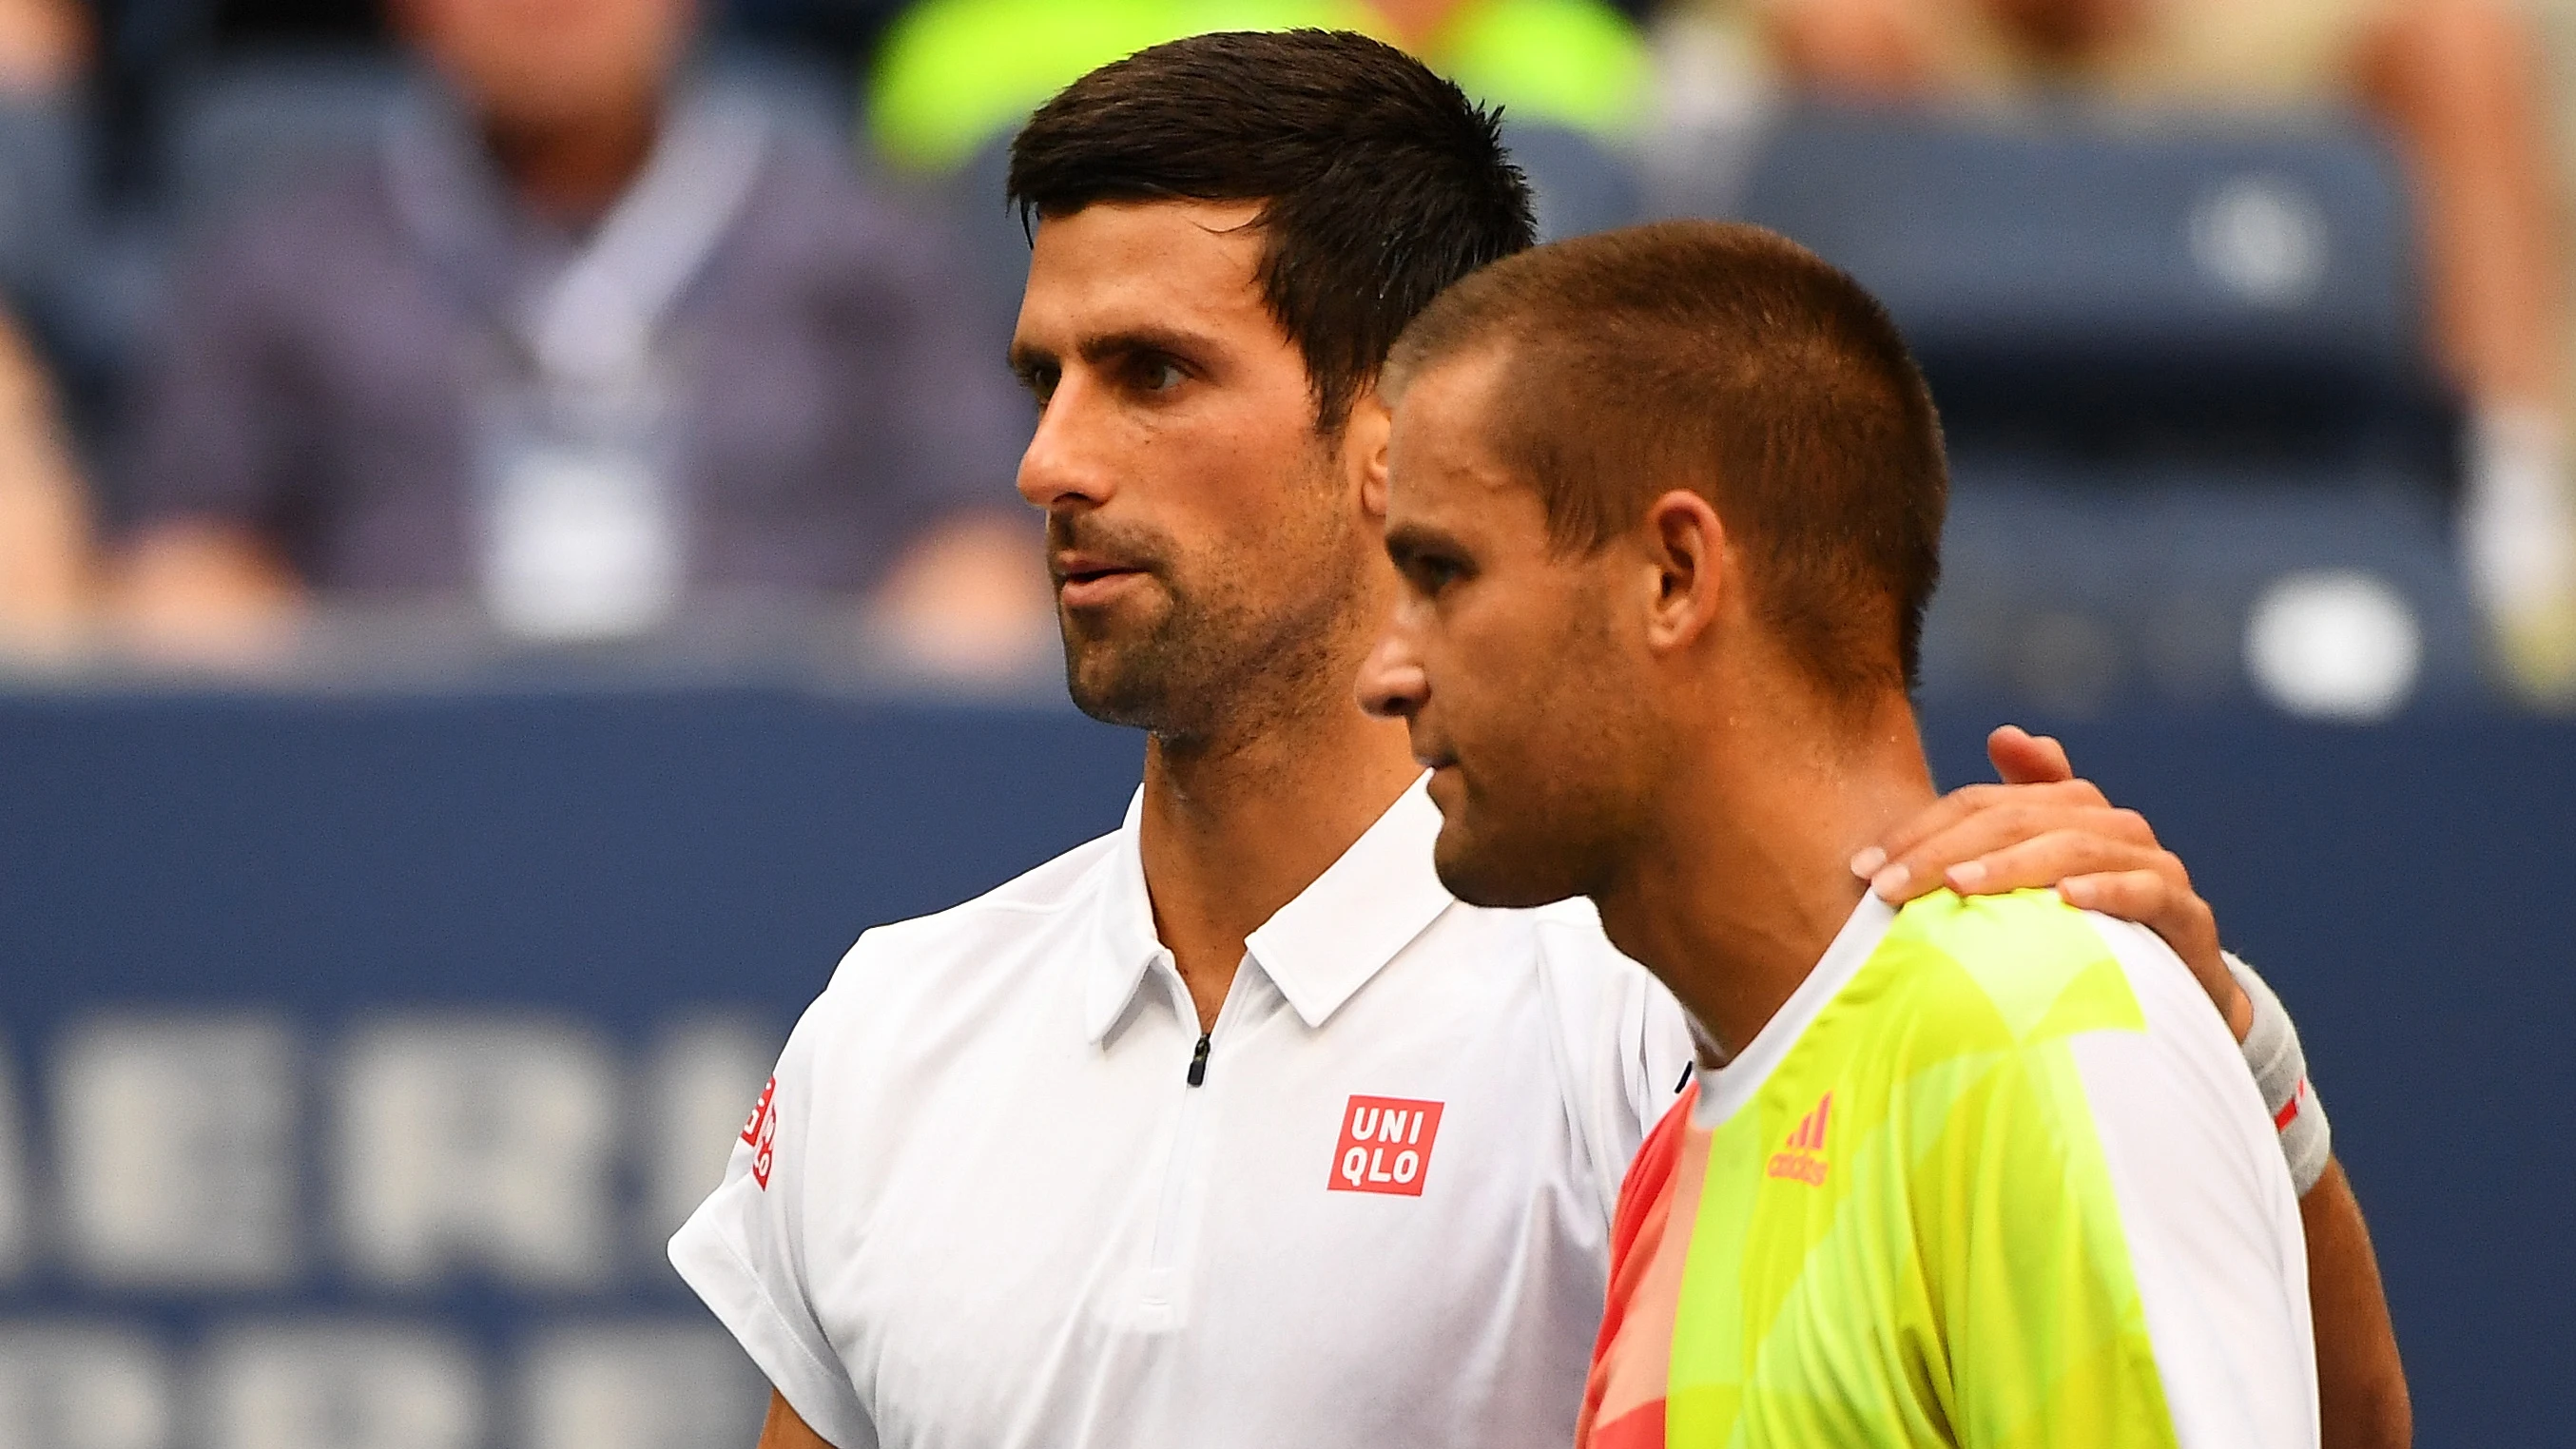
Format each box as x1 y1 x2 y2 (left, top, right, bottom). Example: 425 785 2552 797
1060 630 1192 732
1429 821 1585 911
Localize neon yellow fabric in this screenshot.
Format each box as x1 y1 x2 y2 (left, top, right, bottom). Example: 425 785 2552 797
867 0 1648 175
1665 890 2182 1447
1432 0 1651 139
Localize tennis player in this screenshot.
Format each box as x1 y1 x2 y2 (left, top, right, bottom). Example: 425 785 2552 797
675 32 2399 1449
1359 220 2363 1445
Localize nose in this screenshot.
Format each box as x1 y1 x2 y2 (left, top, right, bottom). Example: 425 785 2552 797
1357 626 1428 721
1016 375 1116 513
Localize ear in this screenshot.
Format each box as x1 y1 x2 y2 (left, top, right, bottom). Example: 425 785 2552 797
1346 391 1393 522
1639 489 1730 655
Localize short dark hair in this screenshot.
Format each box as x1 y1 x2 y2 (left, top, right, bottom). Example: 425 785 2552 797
1386 220 1947 698
1007 29 1537 430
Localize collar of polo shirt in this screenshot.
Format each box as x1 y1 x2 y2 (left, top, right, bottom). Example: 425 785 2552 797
1081 774 1456 1044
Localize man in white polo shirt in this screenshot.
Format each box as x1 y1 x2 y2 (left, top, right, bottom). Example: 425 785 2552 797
671 30 2405 1449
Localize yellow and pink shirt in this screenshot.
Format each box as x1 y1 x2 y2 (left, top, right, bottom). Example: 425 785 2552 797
1579 890 2317 1449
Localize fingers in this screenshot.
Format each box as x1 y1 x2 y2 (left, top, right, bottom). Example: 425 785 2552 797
1852 778 2113 881
2060 869 2243 1035
1986 724 2073 786
1854 787 2130 898
1927 826 2167 900
2053 865 2180 918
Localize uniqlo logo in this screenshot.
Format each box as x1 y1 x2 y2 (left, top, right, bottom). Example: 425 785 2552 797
741 1075 779 1189
1327 1095 1444 1196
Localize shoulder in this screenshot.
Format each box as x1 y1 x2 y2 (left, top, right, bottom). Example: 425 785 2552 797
810 830 1118 1007
1865 889 2153 1056
1517 897 1678 1034
171 164 396 304
1524 897 1653 986
1857 893 2271 1169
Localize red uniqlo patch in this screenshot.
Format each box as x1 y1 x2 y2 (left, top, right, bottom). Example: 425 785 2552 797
741 1076 779 1189
1327 1094 1445 1196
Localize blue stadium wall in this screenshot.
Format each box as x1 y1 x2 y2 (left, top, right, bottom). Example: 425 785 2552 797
0 688 2564 1446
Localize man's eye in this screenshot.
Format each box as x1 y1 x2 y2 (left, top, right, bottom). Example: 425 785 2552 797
1017 366 1059 405
1133 357 1186 393
1409 556 1465 593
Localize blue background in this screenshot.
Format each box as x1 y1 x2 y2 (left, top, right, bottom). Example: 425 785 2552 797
1 686 2566 1443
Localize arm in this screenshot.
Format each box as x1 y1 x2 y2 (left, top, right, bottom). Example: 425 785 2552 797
107 520 302 665
2301 1163 2412 1449
759 1388 838 1449
671 999 877 1449
1862 724 2411 1449
0 312 89 653
866 509 1053 679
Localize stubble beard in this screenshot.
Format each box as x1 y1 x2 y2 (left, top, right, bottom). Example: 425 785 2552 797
1056 516 1366 749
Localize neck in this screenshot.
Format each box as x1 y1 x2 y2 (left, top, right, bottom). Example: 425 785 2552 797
1595 686 1935 1061
483 100 661 226
1138 682 1423 1032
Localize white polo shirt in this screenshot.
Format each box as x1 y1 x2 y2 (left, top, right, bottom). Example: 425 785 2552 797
669 777 1694 1449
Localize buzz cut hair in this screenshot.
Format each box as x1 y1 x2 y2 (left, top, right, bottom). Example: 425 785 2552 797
1007 29 1538 432
1384 219 1948 699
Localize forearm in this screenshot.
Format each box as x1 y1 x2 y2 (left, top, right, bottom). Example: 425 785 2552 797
2228 957 2410 1444
2302 1160 2411 1449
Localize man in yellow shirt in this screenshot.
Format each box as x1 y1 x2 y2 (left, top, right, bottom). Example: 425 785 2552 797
1362 219 2382 1445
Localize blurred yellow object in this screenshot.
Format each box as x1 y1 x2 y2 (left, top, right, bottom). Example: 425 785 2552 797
868 0 1650 175
2494 587 2576 706
2463 404 2576 705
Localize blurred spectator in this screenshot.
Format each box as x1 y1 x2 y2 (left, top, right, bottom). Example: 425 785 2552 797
0 307 89 657
0 0 81 93
114 0 1047 667
866 0 1652 176
0 0 94 661
1678 0 2576 687
0 0 88 345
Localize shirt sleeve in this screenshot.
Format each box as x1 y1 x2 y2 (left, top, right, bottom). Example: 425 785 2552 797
2074 918 2319 1449
1929 916 2316 1449
668 982 878 1449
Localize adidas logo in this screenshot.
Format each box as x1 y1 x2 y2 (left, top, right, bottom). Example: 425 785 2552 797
1766 1092 1832 1186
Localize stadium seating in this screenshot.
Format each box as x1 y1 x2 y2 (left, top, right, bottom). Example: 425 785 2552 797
1663 105 2480 713
1504 119 1645 242
1716 103 2446 460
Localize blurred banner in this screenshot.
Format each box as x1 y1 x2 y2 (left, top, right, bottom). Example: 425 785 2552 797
0 687 2566 1445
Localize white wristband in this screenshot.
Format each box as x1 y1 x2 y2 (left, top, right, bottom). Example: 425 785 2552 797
2227 952 2331 1196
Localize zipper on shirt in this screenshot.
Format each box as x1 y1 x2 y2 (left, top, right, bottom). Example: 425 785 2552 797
1148 971 1235 1282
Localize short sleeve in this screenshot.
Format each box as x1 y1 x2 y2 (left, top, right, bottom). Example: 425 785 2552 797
668 986 878 1449
2070 919 2319 1449
1927 917 2316 1449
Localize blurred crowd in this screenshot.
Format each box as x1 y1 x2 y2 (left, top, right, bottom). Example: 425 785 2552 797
1 0 2574 700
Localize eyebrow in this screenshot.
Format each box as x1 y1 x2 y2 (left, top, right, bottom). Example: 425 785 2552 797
1382 520 1464 569
1008 324 1224 379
